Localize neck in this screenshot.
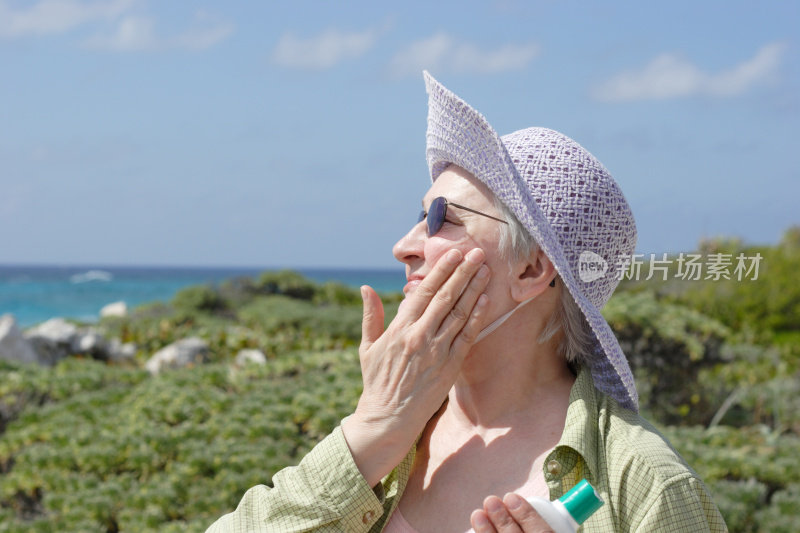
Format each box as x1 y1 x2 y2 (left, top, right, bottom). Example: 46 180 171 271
445 310 575 431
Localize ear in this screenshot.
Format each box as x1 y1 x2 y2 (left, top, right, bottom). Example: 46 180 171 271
509 249 557 303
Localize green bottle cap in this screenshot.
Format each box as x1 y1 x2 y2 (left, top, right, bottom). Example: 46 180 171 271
558 479 604 525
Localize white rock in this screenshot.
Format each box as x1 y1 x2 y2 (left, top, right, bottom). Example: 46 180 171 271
235 349 267 366
100 301 128 318
108 338 137 363
24 318 79 365
0 314 42 364
71 328 108 357
26 318 78 344
145 337 209 375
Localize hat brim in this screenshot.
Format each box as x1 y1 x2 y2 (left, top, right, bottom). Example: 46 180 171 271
424 71 638 412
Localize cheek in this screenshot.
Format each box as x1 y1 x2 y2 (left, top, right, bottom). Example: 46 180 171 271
423 235 473 266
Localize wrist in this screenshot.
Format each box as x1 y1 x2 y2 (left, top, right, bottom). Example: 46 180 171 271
341 414 413 487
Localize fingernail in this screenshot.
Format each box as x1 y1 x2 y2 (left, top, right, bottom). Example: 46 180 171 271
504 493 525 511
472 512 489 528
477 294 488 307
485 497 503 513
447 249 462 263
360 286 367 300
466 248 484 264
476 265 489 279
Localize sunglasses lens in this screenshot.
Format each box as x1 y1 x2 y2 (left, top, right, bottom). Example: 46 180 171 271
427 197 446 236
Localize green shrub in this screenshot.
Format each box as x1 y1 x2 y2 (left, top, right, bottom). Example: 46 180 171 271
754 484 800 533
604 290 730 425
255 270 317 300
619 227 800 340
172 285 229 315
0 351 362 532
313 280 363 306
662 424 800 531
706 479 766 533
238 295 362 343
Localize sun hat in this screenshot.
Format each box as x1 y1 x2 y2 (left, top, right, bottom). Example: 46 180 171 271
424 71 639 412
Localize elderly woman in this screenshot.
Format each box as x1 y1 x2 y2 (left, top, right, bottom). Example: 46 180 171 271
207 74 726 532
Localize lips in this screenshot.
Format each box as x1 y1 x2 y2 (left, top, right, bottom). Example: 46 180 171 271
403 275 424 294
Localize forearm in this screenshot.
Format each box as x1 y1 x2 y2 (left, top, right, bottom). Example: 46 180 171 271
346 249 489 485
341 412 417 488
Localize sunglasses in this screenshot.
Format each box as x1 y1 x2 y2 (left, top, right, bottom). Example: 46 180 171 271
418 196 508 237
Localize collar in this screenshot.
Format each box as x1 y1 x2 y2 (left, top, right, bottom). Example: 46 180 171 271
544 365 600 488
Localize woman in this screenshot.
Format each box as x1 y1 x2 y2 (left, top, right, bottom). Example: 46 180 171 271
207 73 726 532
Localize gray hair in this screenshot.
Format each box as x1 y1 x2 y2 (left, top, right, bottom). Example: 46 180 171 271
493 196 596 366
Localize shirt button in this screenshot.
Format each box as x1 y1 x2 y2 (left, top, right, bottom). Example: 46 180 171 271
546 459 562 476
362 510 375 524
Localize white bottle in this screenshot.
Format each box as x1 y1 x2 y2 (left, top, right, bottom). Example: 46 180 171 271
526 479 604 533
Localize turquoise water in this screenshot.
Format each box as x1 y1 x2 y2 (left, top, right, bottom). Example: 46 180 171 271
0 265 405 327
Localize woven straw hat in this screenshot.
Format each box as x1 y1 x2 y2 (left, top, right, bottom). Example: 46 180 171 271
424 71 639 411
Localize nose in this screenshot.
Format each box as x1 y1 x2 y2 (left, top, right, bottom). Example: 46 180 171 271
393 220 427 266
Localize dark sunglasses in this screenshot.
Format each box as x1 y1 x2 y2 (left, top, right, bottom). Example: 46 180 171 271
418 196 508 237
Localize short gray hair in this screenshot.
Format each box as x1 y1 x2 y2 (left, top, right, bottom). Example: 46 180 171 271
493 197 596 366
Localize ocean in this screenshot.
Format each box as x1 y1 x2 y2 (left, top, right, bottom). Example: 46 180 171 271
0 265 406 328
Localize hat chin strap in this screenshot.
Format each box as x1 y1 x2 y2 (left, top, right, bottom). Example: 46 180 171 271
474 295 537 343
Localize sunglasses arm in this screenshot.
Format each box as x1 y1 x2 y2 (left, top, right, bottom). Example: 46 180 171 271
447 201 509 225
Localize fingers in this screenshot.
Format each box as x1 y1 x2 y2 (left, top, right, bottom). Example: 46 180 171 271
503 493 552 532
472 494 553 533
475 496 522 533
471 509 497 533
449 292 489 358
360 285 385 351
438 263 489 345
413 248 487 333
397 248 465 320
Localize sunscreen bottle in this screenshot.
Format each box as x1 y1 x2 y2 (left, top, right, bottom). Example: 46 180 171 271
526 479 604 533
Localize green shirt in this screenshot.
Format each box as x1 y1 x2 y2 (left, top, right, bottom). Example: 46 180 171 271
207 367 727 532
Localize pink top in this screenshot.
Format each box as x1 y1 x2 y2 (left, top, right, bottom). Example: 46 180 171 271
383 472 550 533
383 507 419 533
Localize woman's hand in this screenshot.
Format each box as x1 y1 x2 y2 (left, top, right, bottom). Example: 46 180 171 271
342 247 490 486
471 494 554 533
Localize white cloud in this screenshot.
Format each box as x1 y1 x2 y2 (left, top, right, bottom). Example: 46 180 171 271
83 10 233 52
0 1 231 51
592 42 786 102
83 14 154 50
172 11 233 51
0 0 133 37
389 33 539 77
271 28 377 69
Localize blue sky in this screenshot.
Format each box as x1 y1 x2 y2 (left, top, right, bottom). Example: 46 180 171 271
1 0 797 268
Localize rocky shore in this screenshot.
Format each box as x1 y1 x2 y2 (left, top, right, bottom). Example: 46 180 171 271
0 309 267 374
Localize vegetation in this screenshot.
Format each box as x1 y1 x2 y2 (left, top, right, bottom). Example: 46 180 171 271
1 230 799 531
0 354 362 532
